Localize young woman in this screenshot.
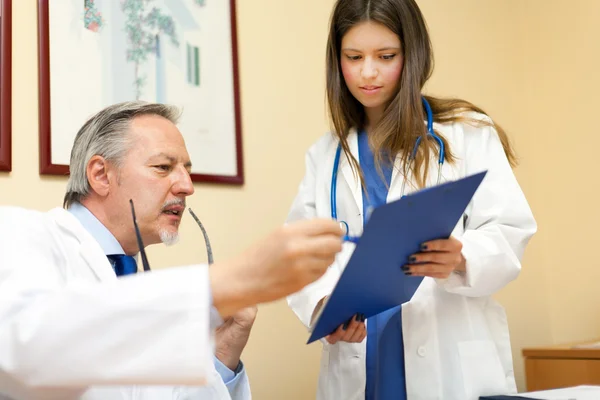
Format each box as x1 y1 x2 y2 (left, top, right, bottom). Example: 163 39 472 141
286 1 537 399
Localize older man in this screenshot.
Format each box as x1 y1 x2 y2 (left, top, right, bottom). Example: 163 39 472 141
0 101 343 399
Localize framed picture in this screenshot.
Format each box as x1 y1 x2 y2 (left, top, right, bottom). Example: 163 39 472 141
38 0 243 184
0 0 11 172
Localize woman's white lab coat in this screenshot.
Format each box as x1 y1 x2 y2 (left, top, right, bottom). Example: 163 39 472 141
0 207 239 400
287 114 537 400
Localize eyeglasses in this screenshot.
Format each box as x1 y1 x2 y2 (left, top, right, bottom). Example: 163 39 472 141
129 199 151 272
129 199 214 271
188 208 214 265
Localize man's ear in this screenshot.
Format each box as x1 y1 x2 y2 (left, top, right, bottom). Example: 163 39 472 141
86 155 113 198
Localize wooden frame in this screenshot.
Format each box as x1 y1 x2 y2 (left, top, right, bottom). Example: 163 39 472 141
38 0 244 184
0 0 11 172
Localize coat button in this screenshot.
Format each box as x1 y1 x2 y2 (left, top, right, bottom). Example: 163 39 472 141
417 346 427 357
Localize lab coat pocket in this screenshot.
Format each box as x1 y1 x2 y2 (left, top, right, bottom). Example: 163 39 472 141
326 341 365 397
458 340 507 399
335 341 363 372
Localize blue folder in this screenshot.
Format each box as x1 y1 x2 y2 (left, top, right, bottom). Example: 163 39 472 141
307 171 488 344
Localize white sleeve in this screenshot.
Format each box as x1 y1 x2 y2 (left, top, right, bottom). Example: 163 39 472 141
285 146 341 329
0 208 214 393
147 364 237 400
141 359 250 399
436 123 537 297
222 369 250 400
214 358 251 400
126 371 233 400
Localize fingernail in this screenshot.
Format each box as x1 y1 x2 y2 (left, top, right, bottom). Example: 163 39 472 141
409 256 417 263
361 314 366 322
404 271 412 276
421 244 428 251
401 265 409 271
343 321 349 330
355 314 360 321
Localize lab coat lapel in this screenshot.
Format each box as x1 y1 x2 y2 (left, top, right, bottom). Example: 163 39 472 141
387 155 418 203
387 146 441 203
49 208 117 282
387 156 404 203
340 130 363 213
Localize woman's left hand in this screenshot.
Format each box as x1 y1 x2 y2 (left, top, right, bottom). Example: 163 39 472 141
402 236 466 279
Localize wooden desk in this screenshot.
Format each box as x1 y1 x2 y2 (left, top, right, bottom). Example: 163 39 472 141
523 340 600 391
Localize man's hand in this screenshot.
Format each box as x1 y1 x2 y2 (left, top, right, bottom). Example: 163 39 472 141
211 219 343 317
215 306 258 371
242 219 344 303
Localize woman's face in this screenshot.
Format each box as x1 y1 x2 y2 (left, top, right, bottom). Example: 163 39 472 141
340 21 404 124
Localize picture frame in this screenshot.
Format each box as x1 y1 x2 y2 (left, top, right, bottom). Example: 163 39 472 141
38 0 243 184
0 0 11 172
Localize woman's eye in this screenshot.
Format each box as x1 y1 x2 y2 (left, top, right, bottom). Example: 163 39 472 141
346 55 362 61
381 54 396 60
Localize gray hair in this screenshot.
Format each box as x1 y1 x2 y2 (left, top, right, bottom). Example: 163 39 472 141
63 101 181 208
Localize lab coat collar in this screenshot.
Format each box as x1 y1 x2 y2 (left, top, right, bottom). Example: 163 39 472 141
48 207 118 282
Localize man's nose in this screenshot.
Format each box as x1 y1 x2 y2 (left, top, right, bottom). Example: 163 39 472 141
173 166 195 196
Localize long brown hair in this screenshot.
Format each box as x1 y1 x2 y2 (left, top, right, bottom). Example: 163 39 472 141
326 0 516 188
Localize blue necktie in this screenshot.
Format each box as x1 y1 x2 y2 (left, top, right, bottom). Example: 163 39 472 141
107 254 137 276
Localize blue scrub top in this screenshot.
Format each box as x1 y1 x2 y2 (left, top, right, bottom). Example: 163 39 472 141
358 131 407 400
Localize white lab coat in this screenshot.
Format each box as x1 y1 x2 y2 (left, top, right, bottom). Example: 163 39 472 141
287 114 537 400
0 206 246 400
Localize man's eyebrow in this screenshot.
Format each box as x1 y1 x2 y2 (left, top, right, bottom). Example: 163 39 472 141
148 152 176 162
148 153 192 169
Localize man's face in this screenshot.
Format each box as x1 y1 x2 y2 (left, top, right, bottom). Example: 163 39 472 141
108 114 194 247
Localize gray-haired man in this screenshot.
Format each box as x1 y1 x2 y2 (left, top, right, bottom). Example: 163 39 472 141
0 101 343 399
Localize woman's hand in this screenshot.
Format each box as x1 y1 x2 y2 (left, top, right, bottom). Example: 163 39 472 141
326 313 366 345
313 297 366 345
402 237 466 279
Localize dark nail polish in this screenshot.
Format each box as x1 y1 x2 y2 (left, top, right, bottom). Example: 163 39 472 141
343 321 349 330
361 314 366 322
355 314 360 321
404 271 412 276
409 256 417 263
401 265 409 271
421 244 428 251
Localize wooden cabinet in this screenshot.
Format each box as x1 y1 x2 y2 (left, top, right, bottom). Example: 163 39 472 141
523 340 600 391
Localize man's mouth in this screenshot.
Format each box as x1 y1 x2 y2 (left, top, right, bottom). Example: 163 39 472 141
161 200 185 218
163 210 181 216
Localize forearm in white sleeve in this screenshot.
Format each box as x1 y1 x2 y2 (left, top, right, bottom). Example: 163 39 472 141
436 124 537 297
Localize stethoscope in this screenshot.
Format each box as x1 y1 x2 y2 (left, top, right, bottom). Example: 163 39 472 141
331 97 445 242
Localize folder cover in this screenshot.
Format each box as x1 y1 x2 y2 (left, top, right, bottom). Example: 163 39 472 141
307 171 487 344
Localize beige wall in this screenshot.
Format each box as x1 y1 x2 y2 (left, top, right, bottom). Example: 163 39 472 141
1 0 599 398
518 0 600 346
421 0 553 391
